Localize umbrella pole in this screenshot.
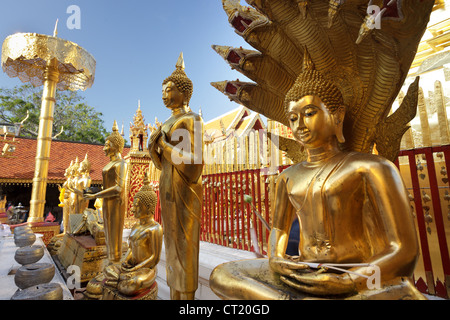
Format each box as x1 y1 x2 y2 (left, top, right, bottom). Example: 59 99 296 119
28 59 59 223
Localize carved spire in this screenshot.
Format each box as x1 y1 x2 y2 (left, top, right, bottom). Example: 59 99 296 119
53 19 59 37
129 101 148 154
176 52 185 71
112 120 119 132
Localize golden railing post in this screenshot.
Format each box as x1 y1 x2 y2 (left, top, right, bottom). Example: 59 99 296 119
28 59 59 222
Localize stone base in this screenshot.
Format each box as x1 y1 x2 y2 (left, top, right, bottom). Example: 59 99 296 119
56 234 109 284
84 275 158 300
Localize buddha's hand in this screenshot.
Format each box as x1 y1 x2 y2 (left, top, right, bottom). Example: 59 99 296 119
157 131 169 149
83 193 96 200
148 126 162 150
269 256 310 278
280 270 356 296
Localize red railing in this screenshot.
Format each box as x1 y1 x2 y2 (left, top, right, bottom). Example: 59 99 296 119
396 146 450 299
200 165 289 254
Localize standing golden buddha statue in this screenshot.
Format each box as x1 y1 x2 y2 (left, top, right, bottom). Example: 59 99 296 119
148 53 204 300
85 172 163 300
58 160 73 234
84 121 128 264
67 158 81 215
67 154 92 216
210 56 425 300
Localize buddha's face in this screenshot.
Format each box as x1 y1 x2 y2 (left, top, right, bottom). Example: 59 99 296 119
162 81 185 109
103 139 116 157
288 95 343 148
131 197 148 219
71 165 79 177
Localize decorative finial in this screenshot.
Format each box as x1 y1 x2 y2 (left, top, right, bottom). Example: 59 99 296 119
53 19 59 37
176 52 185 71
138 100 141 110
143 170 150 186
112 120 119 132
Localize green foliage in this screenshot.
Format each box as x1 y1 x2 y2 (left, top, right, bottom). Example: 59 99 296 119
0 84 108 144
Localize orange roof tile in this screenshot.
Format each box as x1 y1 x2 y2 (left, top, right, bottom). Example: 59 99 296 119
0 137 130 184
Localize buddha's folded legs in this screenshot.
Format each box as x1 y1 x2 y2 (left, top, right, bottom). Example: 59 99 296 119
209 259 426 300
210 259 306 300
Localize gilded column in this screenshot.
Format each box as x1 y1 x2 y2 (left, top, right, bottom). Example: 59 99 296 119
29 59 60 222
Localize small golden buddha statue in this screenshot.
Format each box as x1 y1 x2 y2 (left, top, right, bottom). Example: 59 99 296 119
58 160 73 234
148 52 204 300
84 121 128 264
85 173 162 300
74 154 92 213
65 154 92 219
67 158 81 214
209 56 425 300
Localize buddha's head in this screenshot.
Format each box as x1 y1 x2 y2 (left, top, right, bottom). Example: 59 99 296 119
104 120 125 157
285 51 346 148
132 172 157 219
162 52 193 110
65 160 73 178
79 154 91 174
71 158 80 177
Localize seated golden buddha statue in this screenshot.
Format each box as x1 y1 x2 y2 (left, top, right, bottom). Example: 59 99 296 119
85 173 162 300
209 59 425 300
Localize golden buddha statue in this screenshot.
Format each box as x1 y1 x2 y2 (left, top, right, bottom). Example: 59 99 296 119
209 0 434 300
84 121 128 264
58 160 73 234
74 154 92 213
148 52 204 300
85 173 162 300
209 55 425 300
65 154 92 219
67 158 81 214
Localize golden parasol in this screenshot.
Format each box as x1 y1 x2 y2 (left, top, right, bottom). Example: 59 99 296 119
1 21 96 222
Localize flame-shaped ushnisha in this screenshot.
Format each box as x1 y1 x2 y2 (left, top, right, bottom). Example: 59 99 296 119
1 20 96 222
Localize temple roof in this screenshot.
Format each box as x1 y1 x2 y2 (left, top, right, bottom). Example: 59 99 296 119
0 136 130 185
205 105 266 143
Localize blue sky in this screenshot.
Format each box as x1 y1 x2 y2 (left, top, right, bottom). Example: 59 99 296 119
0 0 250 139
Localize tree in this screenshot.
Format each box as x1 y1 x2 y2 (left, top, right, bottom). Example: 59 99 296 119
0 84 108 144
